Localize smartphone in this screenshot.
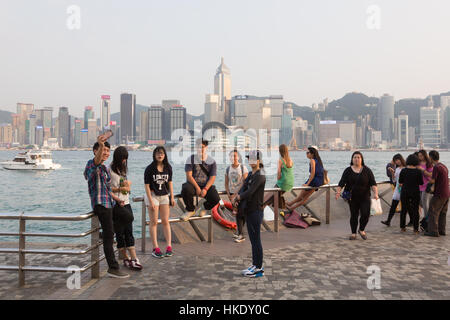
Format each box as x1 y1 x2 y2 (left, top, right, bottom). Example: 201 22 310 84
103 129 114 140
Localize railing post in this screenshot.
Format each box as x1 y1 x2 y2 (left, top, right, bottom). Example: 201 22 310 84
18 212 25 287
274 190 279 232
141 201 146 253
208 215 213 243
91 215 100 279
326 187 330 225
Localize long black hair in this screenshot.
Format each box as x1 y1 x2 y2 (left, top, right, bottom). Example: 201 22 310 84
150 146 170 171
350 151 365 166
308 147 324 168
111 146 128 176
418 149 432 169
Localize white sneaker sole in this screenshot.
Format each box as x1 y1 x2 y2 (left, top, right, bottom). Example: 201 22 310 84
107 271 130 279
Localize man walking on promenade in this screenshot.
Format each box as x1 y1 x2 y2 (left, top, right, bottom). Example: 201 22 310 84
424 150 449 237
84 135 129 278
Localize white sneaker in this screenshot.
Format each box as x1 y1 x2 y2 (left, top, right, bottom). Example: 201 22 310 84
234 235 246 243
241 265 256 275
232 233 240 239
243 266 264 278
198 209 208 217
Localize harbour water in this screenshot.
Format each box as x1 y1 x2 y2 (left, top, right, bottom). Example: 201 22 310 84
1 150 449 243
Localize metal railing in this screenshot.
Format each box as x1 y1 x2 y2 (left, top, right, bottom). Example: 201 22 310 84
0 181 393 286
135 181 393 252
0 212 103 287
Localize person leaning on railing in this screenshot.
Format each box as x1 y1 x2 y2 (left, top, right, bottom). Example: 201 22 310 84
83 135 129 279
335 151 379 241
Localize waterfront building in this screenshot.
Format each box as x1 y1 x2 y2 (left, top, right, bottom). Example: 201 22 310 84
87 119 98 147
319 120 356 148
170 105 187 141
149 105 164 141
84 106 94 130
140 110 149 143
420 106 441 148
58 107 70 148
100 95 111 131
214 57 231 112
377 94 395 142
397 114 408 148
120 93 136 144
16 103 34 145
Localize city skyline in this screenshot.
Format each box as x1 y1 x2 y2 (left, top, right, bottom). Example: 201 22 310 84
2 1 450 117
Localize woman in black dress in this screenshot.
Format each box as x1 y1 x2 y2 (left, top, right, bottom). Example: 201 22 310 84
336 151 379 240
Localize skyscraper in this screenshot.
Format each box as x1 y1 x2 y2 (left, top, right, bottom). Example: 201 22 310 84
397 114 409 148
74 119 82 147
214 57 231 112
84 106 94 130
149 105 164 141
420 106 441 148
16 103 34 145
162 100 180 141
378 94 395 142
140 110 149 142
170 105 187 140
100 95 111 131
120 93 136 144
58 107 70 147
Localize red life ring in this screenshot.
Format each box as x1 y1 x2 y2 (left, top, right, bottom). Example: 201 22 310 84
211 201 237 230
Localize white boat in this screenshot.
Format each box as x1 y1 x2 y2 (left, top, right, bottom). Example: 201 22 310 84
1 150 61 170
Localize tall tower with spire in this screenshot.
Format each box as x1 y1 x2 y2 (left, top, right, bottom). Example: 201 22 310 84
214 57 231 112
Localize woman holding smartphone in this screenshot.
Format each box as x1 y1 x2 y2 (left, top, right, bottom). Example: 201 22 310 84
144 146 175 258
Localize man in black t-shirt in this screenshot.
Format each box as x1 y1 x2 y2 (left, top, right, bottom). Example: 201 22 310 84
180 139 221 221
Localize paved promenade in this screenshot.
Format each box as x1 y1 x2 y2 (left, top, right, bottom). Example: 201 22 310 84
0 213 449 300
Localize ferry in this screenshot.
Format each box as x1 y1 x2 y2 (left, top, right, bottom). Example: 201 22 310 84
1 150 61 170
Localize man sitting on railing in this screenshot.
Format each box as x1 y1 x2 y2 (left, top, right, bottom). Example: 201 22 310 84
84 135 129 279
180 138 220 221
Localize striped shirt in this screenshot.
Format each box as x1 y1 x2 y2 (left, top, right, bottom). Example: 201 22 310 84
84 159 115 209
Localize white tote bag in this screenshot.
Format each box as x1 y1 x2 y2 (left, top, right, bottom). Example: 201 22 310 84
370 198 383 216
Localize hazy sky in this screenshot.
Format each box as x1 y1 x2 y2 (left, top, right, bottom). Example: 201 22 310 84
1 0 449 117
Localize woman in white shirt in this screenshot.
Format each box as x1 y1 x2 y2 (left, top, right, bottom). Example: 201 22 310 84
109 146 142 270
381 154 406 227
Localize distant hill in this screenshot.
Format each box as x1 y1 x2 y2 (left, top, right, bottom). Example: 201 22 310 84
0 109 12 124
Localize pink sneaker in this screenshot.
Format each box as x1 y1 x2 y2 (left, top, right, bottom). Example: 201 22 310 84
165 246 173 257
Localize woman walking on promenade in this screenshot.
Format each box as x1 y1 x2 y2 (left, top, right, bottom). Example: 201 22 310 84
398 154 423 234
286 147 324 211
264 144 294 208
225 149 248 243
144 146 175 258
381 154 406 226
109 146 142 270
417 150 433 227
233 150 266 278
336 151 379 240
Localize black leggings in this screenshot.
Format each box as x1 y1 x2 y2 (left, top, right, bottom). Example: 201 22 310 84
400 194 419 231
348 198 371 234
113 204 135 249
386 199 400 223
247 210 264 269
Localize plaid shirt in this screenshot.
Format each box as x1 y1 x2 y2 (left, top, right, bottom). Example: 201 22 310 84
84 159 115 209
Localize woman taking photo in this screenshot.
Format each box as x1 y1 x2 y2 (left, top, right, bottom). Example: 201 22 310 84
381 154 406 226
336 151 379 240
144 146 175 258
109 146 142 270
286 147 324 211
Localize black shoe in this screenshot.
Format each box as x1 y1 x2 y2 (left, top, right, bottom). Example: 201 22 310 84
407 221 413 227
424 231 439 237
381 220 390 227
439 232 446 236
358 230 368 240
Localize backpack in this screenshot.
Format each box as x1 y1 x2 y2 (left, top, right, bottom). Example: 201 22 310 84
226 164 245 178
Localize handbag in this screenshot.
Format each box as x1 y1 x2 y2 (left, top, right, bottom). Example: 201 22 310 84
370 198 383 216
341 167 363 201
283 210 309 229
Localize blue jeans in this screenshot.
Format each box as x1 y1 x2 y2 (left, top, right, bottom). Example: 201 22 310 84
246 210 264 269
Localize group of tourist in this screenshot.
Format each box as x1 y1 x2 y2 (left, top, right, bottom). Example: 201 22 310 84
84 133 448 280
382 150 448 237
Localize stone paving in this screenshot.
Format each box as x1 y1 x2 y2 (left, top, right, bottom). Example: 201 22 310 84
1 213 449 300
